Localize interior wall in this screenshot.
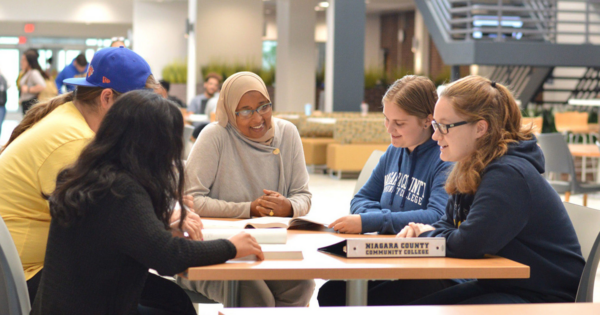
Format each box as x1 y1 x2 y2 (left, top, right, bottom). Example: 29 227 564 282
196 0 263 68
365 13 382 68
0 21 129 38
132 1 188 79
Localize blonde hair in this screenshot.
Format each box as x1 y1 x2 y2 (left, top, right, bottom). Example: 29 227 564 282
442 75 533 195
2 75 160 151
383 75 438 132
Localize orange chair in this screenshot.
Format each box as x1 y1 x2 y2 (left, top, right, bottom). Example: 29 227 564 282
554 111 598 181
554 111 592 142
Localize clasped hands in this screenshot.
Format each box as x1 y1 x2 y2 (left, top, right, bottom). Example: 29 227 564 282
250 189 293 217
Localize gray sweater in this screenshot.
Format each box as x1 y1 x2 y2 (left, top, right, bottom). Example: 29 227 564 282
185 118 311 218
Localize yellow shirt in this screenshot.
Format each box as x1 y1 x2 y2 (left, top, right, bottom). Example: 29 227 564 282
0 101 94 280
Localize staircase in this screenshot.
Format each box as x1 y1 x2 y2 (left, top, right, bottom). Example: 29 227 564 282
417 0 600 108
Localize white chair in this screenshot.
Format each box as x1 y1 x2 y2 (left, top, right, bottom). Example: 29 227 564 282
0 216 31 315
182 125 195 159
576 231 600 302
563 202 600 261
353 150 384 196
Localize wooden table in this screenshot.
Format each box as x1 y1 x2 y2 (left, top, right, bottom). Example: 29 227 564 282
186 230 529 307
569 144 600 158
218 303 600 315
569 144 600 182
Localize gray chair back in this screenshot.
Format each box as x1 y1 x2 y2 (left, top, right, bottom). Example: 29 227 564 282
564 202 600 262
575 230 600 302
353 150 384 196
0 216 31 315
537 133 576 178
537 133 575 193
182 125 195 158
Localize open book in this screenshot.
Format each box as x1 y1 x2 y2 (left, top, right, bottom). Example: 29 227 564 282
231 245 304 261
202 228 287 244
202 215 332 230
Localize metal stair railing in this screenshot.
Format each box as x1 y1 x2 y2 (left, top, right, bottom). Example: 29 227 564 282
429 0 600 44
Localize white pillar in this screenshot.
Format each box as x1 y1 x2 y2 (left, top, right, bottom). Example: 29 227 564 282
325 0 365 112
275 0 316 112
187 0 197 104
413 10 430 76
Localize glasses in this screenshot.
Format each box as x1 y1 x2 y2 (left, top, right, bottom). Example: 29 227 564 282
235 103 272 119
431 120 469 135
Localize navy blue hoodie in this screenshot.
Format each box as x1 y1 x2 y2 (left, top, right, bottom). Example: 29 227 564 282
421 137 585 302
351 138 452 234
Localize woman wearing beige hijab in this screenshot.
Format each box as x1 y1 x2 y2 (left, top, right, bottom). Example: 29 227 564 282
178 72 314 307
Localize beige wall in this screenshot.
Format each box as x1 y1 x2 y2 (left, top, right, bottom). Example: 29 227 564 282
132 1 188 80
196 0 263 68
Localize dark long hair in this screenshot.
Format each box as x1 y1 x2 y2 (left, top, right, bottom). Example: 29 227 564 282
49 90 186 229
24 51 49 80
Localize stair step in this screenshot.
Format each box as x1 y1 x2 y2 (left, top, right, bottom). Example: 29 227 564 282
551 76 587 80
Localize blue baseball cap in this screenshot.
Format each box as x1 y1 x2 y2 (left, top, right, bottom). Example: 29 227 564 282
63 47 152 93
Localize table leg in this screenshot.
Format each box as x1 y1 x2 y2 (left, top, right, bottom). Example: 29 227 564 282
223 280 239 307
583 156 587 182
346 279 368 306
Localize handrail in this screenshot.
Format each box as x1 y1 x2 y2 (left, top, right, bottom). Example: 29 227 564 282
427 0 600 43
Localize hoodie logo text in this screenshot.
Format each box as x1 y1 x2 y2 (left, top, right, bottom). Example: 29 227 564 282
383 172 427 206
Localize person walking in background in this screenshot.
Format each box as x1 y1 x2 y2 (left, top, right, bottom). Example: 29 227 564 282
16 48 39 92
19 50 48 114
0 69 8 138
54 53 88 94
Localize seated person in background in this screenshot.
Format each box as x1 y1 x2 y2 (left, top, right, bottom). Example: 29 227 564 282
191 96 218 140
188 72 221 115
178 71 315 307
189 72 222 136
398 75 585 304
0 47 204 312
55 53 88 94
318 75 454 306
159 79 187 108
31 90 263 315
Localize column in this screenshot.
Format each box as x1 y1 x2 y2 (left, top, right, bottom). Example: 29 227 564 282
275 0 316 112
413 10 430 76
324 0 365 112
187 0 197 104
